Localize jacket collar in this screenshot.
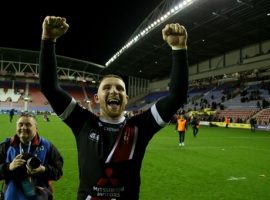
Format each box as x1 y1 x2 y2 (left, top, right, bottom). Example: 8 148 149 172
10 133 40 146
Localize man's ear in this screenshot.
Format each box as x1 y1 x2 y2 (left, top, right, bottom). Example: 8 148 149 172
125 95 129 104
94 94 99 103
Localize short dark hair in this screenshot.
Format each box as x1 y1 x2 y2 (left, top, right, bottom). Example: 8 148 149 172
98 74 125 88
20 112 37 119
17 112 37 126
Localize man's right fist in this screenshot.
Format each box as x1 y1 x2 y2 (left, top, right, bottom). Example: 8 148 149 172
42 16 69 42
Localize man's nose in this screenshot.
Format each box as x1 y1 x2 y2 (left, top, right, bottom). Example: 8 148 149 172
109 86 117 93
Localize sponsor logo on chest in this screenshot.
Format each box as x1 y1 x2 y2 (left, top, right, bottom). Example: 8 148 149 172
88 130 100 142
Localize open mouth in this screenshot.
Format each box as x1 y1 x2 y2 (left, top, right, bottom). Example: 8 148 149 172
107 99 120 105
107 99 121 110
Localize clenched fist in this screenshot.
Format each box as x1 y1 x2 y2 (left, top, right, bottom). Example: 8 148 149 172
162 23 187 50
42 16 69 42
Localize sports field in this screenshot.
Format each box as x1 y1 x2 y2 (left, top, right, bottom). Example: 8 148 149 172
0 114 269 200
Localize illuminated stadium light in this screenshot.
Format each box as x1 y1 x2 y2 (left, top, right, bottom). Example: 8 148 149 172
105 0 198 67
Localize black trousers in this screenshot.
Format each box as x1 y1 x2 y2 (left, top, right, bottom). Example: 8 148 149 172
178 131 185 143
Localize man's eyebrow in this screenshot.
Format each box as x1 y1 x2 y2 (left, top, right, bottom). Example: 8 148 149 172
116 85 125 89
101 83 125 90
101 84 111 88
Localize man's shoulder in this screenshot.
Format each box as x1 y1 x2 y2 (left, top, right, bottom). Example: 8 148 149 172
0 138 11 154
38 137 52 147
0 138 11 145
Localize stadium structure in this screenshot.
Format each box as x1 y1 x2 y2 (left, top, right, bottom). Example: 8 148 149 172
1 0 270 129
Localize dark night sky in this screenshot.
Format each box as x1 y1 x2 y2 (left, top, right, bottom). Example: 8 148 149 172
0 1 162 65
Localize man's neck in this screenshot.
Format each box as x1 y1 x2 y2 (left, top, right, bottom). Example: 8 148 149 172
99 115 126 124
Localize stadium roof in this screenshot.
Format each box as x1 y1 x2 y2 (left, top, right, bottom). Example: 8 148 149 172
0 0 269 82
102 0 270 80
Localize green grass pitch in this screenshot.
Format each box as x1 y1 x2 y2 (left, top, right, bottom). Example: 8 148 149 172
0 114 269 200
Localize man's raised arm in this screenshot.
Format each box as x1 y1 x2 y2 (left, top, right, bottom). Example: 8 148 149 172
39 16 73 115
155 23 189 122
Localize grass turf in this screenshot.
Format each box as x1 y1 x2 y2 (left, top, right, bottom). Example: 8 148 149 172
0 114 269 200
